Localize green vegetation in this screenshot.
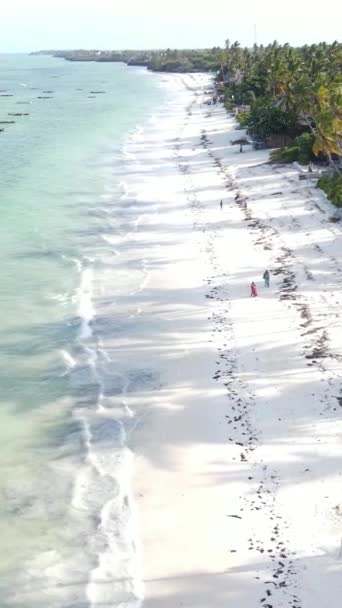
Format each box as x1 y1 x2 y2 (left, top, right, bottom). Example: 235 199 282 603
236 112 250 128
32 48 222 73
317 174 342 206
270 133 316 164
149 49 221 72
219 40 342 165
246 99 298 138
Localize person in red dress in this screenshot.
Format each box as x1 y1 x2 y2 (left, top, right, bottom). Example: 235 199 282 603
250 281 258 297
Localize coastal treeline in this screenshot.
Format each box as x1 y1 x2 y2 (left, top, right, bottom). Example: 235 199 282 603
219 41 341 164
32 49 221 72
148 49 220 72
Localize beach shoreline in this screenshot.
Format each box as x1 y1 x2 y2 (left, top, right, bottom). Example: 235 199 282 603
126 74 342 607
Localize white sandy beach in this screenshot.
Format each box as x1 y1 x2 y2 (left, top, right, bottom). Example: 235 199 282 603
109 75 342 608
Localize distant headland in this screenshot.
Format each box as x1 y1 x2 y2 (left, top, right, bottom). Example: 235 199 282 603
30 49 221 73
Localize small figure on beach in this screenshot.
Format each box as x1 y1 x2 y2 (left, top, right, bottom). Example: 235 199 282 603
263 269 270 287
220 199 223 209
250 281 258 297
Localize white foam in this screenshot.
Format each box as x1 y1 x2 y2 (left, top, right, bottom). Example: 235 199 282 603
69 73 202 608
78 266 95 340
60 349 77 373
62 254 83 273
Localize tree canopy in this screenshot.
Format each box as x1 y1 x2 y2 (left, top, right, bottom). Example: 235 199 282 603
220 41 341 163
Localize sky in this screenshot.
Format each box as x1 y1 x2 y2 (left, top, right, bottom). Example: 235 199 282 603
1 0 341 53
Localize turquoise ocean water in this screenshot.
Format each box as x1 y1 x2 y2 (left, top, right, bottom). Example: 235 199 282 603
0 54 173 607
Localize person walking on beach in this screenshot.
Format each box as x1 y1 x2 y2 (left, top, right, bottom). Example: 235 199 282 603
263 269 270 288
220 199 223 209
250 281 258 297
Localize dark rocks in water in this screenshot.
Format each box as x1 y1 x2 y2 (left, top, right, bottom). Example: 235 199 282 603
37 96 53 99
89 90 106 94
0 94 14 97
16 101 31 105
42 90 54 93
0 120 15 124
8 112 29 116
